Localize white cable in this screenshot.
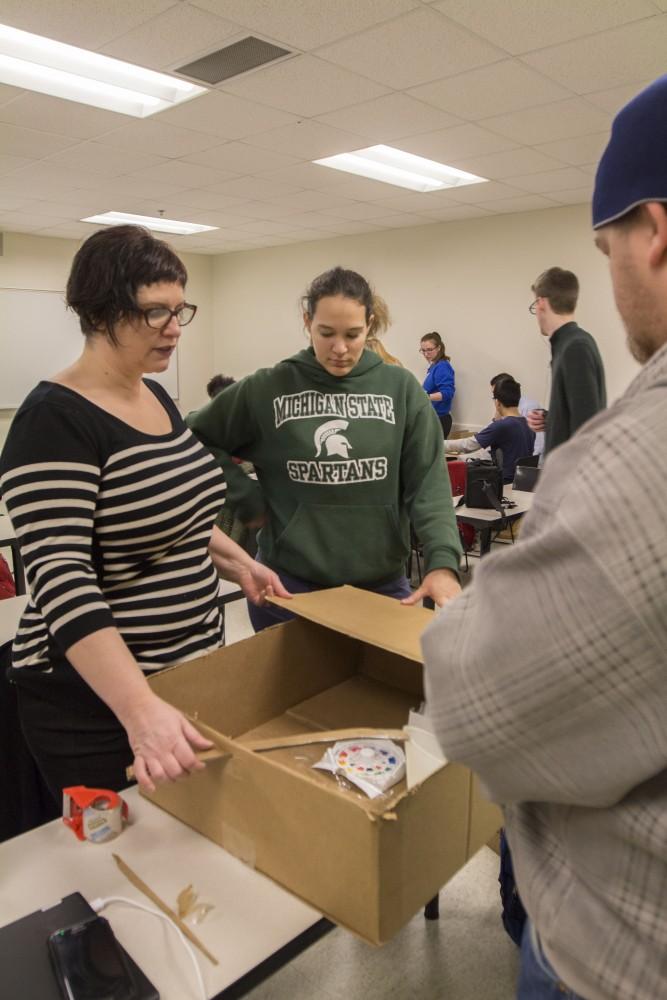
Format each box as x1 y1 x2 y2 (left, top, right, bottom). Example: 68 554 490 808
90 895 207 1000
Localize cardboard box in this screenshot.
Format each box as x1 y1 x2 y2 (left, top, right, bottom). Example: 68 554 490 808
146 586 501 945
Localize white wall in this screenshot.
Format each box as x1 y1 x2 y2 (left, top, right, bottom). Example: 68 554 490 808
1 203 640 452
0 232 215 447
211 203 638 429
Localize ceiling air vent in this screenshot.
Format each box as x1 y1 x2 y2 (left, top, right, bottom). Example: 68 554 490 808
176 36 291 85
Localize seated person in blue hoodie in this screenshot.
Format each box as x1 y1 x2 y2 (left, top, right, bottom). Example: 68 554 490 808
446 377 535 483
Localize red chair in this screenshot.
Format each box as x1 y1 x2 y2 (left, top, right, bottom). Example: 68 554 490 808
447 459 466 497
447 461 475 568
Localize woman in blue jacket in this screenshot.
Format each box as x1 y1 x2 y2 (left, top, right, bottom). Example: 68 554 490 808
421 332 455 438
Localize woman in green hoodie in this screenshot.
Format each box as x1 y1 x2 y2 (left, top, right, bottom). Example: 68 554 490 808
187 267 462 631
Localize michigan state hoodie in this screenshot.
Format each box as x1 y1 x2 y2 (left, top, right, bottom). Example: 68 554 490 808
187 347 461 587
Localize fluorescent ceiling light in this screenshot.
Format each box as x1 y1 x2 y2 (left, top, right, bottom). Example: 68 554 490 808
314 145 488 193
0 23 206 117
81 212 218 236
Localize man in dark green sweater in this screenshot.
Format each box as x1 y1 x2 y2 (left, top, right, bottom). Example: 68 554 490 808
527 267 606 453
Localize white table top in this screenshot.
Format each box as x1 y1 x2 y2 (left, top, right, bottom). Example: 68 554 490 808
0 786 321 1000
0 515 16 542
0 594 27 643
453 484 534 522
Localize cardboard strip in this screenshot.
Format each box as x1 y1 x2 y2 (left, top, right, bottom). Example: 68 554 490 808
125 746 230 782
241 727 407 752
112 853 219 966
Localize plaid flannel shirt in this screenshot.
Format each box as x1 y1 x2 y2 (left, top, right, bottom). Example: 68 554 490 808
423 342 667 1000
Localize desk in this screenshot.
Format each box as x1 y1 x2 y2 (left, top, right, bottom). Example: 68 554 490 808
454 486 533 557
0 786 330 1000
0 516 25 596
0 593 28 643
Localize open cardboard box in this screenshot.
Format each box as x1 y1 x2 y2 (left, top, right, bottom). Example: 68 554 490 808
146 586 501 945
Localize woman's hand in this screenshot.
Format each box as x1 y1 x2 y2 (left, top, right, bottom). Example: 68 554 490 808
238 561 292 606
122 692 214 793
401 568 461 608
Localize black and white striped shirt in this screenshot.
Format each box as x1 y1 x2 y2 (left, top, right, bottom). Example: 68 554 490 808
0 380 226 672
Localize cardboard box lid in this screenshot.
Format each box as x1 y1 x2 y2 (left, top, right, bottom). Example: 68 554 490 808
270 586 432 664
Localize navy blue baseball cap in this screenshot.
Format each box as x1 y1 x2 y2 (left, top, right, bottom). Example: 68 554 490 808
592 74 667 230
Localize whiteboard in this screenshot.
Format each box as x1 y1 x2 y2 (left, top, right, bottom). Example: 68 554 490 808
0 288 179 409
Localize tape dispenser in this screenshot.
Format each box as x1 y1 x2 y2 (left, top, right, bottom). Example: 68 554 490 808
63 786 128 844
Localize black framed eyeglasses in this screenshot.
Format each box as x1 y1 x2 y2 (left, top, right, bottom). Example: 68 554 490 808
528 299 539 315
419 346 437 355
135 302 197 330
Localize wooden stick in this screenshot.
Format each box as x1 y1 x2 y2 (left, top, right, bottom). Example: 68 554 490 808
112 853 219 966
241 727 407 753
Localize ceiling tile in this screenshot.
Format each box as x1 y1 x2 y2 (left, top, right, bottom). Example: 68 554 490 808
0 210 70 229
243 120 367 160
584 79 654 114
96 120 223 158
23 194 112 217
43 141 166 177
2 162 111 194
258 190 358 214
221 55 389 117
101 3 238 69
440 180 523 203
532 132 610 167
432 0 657 55
165 189 250 211
127 159 237 188
201 176 304 200
182 140 301 174
546 187 594 205
0 123 77 158
318 7 504 89
502 166 593 193
234 219 301 236
0 93 131 139
80 175 188 201
0 84 25 107
190 0 417 49
426 203 494 221
481 98 611 144
320 219 384 235
0 0 175 49
36 222 94 239
318 202 397 221
522 16 667 94
316 93 461 141
449 147 563 179
371 213 439 228
210 199 310 220
480 194 558 214
154 91 298 139
0 193 33 211
408 60 572 120
269 211 339 229
0 154 33 176
397 123 518 161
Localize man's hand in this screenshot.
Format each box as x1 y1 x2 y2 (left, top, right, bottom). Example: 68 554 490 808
527 408 547 432
401 568 461 608
238 562 292 606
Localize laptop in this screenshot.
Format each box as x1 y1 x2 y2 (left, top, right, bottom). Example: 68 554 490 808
0 891 159 999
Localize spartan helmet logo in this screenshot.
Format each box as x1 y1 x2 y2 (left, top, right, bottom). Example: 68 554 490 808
314 419 352 459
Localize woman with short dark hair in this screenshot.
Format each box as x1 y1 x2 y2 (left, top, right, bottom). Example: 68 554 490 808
0 224 287 800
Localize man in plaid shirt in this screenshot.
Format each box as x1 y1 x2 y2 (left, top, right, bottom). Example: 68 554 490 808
423 76 667 1000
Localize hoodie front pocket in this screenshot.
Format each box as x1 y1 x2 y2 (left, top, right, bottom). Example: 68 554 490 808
272 503 408 587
